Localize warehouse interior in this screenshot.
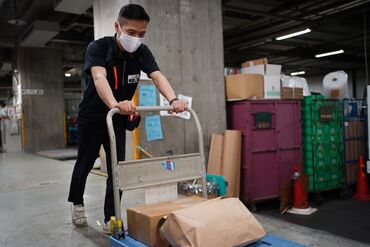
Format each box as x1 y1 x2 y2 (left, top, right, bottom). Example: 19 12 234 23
0 0 370 247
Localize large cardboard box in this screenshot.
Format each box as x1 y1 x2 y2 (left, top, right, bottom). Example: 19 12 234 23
127 197 205 247
160 198 266 247
264 75 281 99
241 57 268 68
225 74 264 100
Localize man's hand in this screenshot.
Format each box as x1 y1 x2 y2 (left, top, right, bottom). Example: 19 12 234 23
115 101 136 115
171 99 188 113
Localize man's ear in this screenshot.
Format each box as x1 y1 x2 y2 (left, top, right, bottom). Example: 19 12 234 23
114 21 119 33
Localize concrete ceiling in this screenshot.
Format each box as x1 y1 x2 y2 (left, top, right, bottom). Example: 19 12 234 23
0 0 94 88
0 0 369 89
223 0 370 76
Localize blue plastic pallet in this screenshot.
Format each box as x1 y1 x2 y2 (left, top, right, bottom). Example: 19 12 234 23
110 233 305 247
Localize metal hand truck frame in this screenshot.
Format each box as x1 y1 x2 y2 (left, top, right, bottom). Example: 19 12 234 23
106 106 208 236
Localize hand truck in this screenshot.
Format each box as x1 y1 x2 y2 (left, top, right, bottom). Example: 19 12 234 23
107 106 207 242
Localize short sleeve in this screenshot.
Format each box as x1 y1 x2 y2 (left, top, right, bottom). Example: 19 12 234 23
84 40 107 74
139 45 160 76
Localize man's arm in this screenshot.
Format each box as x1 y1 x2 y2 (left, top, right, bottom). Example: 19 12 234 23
149 71 187 113
91 66 136 115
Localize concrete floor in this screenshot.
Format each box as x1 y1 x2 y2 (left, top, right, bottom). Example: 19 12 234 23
0 152 368 247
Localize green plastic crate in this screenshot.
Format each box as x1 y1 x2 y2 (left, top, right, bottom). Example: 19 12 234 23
327 179 343 188
302 97 343 192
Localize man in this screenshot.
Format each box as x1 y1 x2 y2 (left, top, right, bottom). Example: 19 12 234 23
68 4 187 233
0 101 8 152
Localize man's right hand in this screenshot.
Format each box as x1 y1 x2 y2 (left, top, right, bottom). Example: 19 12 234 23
115 101 136 115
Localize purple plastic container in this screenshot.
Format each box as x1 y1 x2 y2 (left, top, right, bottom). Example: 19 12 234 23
227 100 302 206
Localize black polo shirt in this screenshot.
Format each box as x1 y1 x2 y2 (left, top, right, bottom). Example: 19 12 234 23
78 35 159 125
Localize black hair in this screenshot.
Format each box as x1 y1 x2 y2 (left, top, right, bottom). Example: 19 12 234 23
118 4 150 23
0 101 5 107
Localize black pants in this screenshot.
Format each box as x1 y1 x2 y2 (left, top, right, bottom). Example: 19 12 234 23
68 121 125 222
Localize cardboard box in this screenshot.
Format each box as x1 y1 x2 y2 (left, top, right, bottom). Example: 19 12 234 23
207 134 224 175
127 197 205 247
241 57 268 68
264 75 281 99
241 64 282 76
160 198 266 247
241 64 264 75
344 120 367 164
225 74 264 100
346 164 357 184
265 64 282 75
144 183 178 205
281 87 304 99
240 63 281 99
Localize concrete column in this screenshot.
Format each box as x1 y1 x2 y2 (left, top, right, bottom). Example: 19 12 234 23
93 0 226 159
18 48 65 153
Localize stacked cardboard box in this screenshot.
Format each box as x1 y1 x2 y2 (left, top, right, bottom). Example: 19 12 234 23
241 57 268 68
240 63 281 99
344 119 366 184
127 197 205 247
225 58 282 100
225 74 264 100
281 87 304 99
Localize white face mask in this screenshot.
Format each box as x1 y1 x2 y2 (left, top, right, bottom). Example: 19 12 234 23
117 25 144 53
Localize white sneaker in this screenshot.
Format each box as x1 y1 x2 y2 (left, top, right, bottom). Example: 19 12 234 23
102 220 111 235
71 204 87 227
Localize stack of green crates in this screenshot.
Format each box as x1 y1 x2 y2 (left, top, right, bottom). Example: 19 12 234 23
302 95 344 192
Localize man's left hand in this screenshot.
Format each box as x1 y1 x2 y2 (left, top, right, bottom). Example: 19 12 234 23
171 99 188 113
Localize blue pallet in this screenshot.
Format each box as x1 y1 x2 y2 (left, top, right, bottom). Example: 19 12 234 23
110 233 305 247
249 235 305 247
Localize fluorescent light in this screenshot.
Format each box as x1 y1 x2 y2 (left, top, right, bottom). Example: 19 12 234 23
290 71 305 76
7 19 26 26
276 28 311 40
64 73 72 77
315 49 344 58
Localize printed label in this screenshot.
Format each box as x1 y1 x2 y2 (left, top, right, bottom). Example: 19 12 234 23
128 74 140 84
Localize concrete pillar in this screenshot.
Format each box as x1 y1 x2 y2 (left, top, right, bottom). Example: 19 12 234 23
18 48 65 152
93 0 226 159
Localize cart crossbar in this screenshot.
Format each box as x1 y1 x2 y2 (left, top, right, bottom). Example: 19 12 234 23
117 153 203 190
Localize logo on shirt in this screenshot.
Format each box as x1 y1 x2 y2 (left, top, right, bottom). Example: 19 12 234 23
128 74 140 84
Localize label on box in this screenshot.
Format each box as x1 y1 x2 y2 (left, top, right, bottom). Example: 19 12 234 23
265 91 280 97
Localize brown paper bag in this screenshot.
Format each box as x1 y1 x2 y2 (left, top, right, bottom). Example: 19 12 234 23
222 130 242 197
159 198 266 247
207 134 224 175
